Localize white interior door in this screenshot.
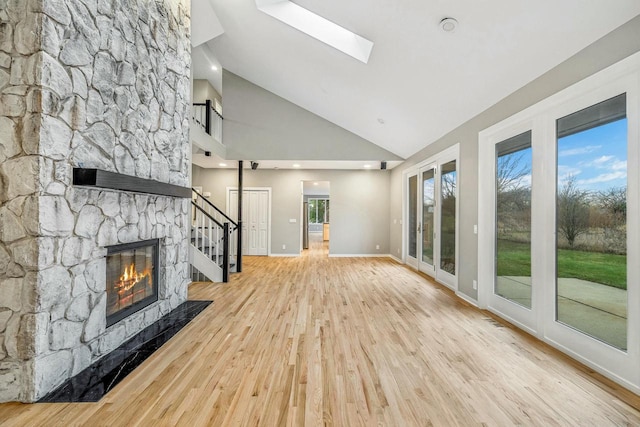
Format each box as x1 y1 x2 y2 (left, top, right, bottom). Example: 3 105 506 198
256 190 268 254
228 188 270 256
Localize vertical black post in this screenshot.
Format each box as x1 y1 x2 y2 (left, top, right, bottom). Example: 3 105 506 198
222 222 229 282
237 160 243 272
205 99 212 135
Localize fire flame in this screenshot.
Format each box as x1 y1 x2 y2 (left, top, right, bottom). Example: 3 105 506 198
117 263 152 295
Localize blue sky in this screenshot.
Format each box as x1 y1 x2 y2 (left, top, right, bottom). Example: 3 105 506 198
557 119 627 192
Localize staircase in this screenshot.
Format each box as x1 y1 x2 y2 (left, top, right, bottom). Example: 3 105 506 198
190 189 239 282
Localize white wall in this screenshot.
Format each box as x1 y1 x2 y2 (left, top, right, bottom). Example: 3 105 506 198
221 71 403 162
193 79 222 105
193 167 391 255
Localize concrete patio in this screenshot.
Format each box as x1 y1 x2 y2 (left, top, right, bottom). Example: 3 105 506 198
496 276 627 350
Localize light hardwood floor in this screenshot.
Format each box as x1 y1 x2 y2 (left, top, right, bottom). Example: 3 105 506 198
1 234 640 426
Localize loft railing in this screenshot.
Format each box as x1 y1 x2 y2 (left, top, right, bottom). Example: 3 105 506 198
192 100 223 142
191 202 231 282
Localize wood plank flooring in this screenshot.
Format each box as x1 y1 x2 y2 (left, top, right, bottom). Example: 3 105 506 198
1 235 640 425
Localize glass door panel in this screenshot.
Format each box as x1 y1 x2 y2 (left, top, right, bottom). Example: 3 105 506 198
495 131 532 309
421 168 435 268
439 161 457 276
555 94 627 350
407 174 418 265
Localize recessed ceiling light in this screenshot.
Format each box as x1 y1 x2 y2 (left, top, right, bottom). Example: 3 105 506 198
363 164 372 168
211 65 219 71
313 182 318 185
293 164 301 168
219 163 227 167
439 17 458 33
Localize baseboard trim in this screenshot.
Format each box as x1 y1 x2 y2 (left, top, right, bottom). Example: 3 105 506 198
456 291 479 307
269 253 300 257
387 254 403 263
328 254 392 258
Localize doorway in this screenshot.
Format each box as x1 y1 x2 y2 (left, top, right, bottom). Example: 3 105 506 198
302 181 330 254
227 187 271 256
404 145 459 290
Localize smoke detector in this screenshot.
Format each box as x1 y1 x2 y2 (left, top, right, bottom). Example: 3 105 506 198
439 17 458 33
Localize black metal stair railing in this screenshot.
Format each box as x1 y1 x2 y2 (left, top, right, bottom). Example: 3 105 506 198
191 202 231 282
192 188 238 230
191 189 240 282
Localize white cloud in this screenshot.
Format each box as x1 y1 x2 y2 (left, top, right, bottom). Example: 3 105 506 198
582 155 627 171
558 145 601 157
612 160 627 171
577 171 627 186
558 165 582 181
591 155 614 166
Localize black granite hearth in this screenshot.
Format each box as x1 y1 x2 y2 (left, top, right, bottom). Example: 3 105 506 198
39 300 212 403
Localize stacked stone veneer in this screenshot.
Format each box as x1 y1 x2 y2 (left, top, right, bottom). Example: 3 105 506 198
0 0 191 402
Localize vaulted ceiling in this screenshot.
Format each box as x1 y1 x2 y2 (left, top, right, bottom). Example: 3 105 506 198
192 0 640 159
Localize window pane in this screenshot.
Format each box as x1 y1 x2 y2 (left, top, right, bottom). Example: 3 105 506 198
556 94 627 350
408 175 417 258
422 169 435 266
317 200 325 224
309 201 316 224
440 161 456 275
325 200 330 222
495 131 532 309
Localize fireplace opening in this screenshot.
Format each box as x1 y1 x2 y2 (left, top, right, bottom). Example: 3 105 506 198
106 239 159 327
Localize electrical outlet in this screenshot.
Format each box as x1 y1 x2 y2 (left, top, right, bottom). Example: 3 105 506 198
472 280 477 290
376 244 380 250
397 248 400 254
282 244 286 250
473 224 478 234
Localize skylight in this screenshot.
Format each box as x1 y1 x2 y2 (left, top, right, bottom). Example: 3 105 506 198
255 0 373 63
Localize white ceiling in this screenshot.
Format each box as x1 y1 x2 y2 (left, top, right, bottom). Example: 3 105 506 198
193 0 640 159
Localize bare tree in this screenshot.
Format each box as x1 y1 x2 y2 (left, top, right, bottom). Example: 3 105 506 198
596 186 626 254
597 187 626 220
557 175 590 248
496 152 531 211
496 152 531 239
497 152 530 192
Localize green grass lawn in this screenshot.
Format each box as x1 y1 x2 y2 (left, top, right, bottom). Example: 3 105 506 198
496 239 627 289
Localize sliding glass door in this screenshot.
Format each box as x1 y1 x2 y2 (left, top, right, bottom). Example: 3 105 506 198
405 146 459 289
495 132 532 310
480 125 537 332
479 64 640 392
419 166 436 273
406 173 419 268
437 160 457 286
554 94 628 350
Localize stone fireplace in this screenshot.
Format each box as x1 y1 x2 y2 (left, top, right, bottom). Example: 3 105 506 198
0 0 192 402
105 239 159 327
